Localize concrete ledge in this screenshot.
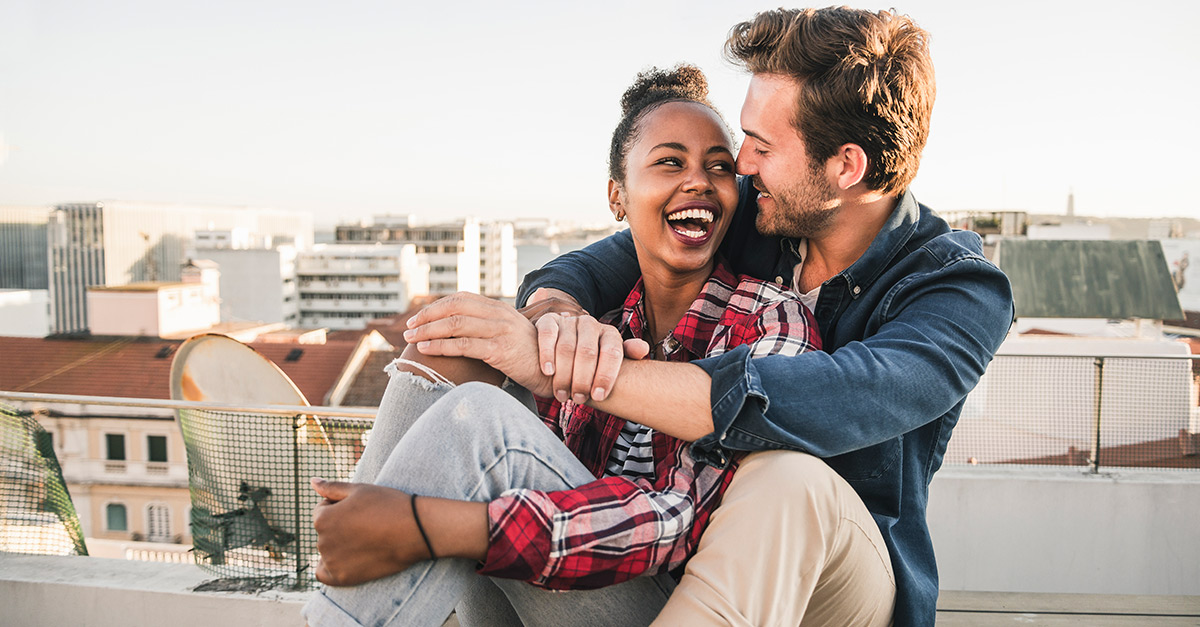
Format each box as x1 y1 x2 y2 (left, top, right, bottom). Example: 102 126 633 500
0 553 309 627
929 466 1200 595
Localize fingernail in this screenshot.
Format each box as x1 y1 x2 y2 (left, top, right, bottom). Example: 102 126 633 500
592 387 606 401
311 477 325 486
543 362 554 375
572 393 586 405
417 341 430 350
555 389 569 403
403 329 416 341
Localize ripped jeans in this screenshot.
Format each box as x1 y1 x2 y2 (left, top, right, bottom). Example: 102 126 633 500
301 362 675 627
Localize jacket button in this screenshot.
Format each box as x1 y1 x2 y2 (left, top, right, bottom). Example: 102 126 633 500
774 275 784 285
852 286 862 295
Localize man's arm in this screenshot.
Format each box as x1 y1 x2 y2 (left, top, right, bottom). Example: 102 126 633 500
516 229 640 312
689 255 1013 462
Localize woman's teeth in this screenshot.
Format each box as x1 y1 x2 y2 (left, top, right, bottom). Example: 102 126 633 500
667 208 715 239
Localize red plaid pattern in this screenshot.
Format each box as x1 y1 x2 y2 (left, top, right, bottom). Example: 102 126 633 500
479 261 820 589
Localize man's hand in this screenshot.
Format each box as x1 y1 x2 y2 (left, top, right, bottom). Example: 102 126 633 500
404 292 552 397
535 313 648 403
311 479 424 586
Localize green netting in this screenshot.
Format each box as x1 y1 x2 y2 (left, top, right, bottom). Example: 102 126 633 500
0 406 88 556
175 408 371 590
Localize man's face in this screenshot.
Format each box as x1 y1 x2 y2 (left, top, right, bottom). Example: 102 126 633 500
736 74 838 239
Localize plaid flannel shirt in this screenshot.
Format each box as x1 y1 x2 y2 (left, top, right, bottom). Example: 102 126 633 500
477 260 820 590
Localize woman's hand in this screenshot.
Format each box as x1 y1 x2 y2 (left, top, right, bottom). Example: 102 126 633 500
311 479 426 586
311 478 489 587
404 292 553 397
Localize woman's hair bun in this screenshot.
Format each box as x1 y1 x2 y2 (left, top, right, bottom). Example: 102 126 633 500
619 64 710 116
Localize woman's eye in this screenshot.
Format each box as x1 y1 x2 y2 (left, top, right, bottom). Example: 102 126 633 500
657 157 682 167
710 161 733 172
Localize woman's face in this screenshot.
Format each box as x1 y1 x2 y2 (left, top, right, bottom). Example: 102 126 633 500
611 101 738 279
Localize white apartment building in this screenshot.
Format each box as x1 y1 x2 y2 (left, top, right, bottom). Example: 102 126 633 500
335 215 517 298
46 202 312 334
194 230 300 325
296 244 428 330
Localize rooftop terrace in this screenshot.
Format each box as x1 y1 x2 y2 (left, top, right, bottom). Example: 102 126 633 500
2 350 1200 624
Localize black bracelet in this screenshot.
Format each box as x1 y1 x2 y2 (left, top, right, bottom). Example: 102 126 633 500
410 493 436 560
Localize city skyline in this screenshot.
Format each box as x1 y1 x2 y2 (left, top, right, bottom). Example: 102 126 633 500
1 0 1197 227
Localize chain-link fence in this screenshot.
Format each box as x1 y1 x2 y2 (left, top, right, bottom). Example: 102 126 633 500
947 354 1200 471
176 408 372 590
0 405 89 556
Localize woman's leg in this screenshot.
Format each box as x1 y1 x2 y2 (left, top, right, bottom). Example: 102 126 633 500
304 375 672 627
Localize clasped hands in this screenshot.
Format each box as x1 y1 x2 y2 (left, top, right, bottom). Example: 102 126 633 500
402 287 649 403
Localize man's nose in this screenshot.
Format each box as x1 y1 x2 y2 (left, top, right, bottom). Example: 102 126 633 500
735 148 756 176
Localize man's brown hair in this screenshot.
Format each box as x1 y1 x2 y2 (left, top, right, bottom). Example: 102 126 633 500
725 7 935 194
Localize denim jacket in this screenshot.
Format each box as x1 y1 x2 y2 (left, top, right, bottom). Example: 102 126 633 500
518 176 1014 626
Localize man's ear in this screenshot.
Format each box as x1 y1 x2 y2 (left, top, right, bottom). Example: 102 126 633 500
831 143 869 190
607 179 625 218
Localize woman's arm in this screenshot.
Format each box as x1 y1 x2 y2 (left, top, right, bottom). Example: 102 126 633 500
310 479 488 587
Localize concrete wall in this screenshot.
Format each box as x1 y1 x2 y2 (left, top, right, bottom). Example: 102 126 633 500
929 466 1200 595
0 289 50 337
0 554 308 627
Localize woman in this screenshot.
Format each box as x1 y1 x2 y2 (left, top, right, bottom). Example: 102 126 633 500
303 65 819 626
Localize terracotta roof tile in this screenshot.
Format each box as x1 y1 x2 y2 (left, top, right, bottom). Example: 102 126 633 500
0 335 357 405
339 350 402 407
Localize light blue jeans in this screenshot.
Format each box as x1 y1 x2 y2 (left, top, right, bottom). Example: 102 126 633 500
301 366 675 627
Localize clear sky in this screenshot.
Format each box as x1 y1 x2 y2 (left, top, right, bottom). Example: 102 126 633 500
1 0 1197 228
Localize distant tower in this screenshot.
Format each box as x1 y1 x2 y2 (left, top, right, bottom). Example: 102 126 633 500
1066 188 1075 218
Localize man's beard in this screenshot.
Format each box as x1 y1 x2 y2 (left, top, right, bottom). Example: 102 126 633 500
753 168 838 239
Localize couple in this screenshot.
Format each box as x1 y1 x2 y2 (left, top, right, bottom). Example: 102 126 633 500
304 7 1013 627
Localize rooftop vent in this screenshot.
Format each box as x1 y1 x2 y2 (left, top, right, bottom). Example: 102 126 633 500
285 348 304 362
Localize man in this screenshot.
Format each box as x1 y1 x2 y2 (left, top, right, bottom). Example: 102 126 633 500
495 7 1013 625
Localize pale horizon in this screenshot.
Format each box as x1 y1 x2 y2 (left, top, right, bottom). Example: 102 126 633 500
1 0 1197 228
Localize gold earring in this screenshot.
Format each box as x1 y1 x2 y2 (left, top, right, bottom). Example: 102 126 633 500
615 210 626 222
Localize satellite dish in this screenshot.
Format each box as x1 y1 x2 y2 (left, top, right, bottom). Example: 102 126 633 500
169 333 337 579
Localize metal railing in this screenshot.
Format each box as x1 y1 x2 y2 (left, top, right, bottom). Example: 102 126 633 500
2 352 1198 589
945 353 1200 472
1 392 375 590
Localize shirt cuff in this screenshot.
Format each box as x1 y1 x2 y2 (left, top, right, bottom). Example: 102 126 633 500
690 344 769 468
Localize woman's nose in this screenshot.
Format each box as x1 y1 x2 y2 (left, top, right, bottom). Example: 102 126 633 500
682 164 713 193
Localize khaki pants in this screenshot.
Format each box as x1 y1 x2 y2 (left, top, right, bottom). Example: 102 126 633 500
653 451 895 626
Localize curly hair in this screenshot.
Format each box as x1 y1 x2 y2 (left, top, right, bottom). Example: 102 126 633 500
725 7 935 194
607 64 730 184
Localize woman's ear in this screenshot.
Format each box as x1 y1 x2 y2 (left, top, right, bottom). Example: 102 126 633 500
608 179 626 221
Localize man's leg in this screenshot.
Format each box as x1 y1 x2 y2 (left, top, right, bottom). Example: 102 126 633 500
652 450 895 627
304 377 672 626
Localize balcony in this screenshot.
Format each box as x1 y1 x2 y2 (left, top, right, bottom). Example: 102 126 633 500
2 352 1199 624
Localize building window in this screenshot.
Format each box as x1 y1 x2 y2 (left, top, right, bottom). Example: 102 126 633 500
106 503 128 532
147 435 168 463
147 504 171 542
105 434 126 461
